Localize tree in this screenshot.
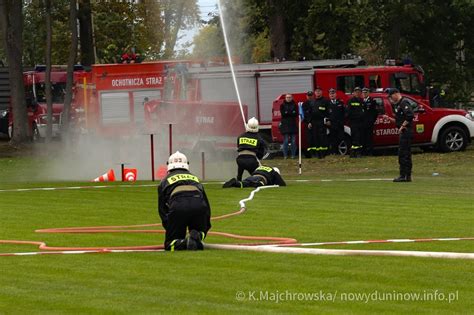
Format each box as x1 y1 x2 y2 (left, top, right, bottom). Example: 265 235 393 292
77 0 95 66
45 0 53 141
161 0 200 59
0 0 28 144
62 0 78 133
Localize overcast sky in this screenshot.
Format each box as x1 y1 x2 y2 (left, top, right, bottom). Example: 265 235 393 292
176 0 218 52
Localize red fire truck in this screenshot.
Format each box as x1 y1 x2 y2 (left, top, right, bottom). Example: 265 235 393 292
72 61 247 151
8 65 84 140
185 58 431 134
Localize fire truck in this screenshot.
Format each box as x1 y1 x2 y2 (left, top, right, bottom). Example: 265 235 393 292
72 61 247 152
185 58 430 134
271 92 474 154
8 65 84 140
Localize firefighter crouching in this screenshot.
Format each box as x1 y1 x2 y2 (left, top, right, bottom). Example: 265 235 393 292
223 165 286 188
235 117 266 181
347 87 365 158
327 88 346 154
158 151 211 251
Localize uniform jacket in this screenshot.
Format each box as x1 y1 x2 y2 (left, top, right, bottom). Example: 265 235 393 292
346 96 365 122
158 169 211 231
237 131 266 159
363 96 379 124
309 97 330 123
394 97 414 128
252 166 286 186
279 100 298 135
328 98 345 126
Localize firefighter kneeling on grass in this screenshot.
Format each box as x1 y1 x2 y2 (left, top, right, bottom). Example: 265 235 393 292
235 117 267 181
158 151 211 251
223 166 286 188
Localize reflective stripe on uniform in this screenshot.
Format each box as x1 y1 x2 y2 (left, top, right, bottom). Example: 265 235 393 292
238 150 257 156
167 174 199 185
255 166 272 173
239 137 258 146
170 185 200 197
170 239 178 252
254 174 268 185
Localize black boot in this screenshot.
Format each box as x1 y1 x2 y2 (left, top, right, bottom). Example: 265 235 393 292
223 178 238 188
393 175 410 182
187 230 204 250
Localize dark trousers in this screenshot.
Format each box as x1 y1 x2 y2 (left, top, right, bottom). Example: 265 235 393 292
242 175 266 188
350 121 364 155
164 191 209 251
329 123 344 154
363 120 376 155
308 121 328 156
236 155 259 181
398 129 413 177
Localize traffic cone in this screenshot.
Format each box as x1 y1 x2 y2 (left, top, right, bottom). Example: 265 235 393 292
124 168 137 182
156 165 167 180
92 169 116 182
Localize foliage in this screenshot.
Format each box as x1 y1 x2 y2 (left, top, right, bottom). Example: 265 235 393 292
193 0 474 102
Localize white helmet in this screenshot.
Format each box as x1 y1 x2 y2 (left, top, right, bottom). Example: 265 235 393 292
246 117 259 133
273 167 280 175
167 151 189 171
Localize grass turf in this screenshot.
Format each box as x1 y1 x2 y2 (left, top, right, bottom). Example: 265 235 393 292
0 147 473 313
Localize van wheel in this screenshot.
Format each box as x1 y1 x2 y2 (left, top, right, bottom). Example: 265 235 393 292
32 123 42 142
438 126 467 152
338 135 351 155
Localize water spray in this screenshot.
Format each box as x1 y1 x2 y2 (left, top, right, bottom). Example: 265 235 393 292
217 0 247 128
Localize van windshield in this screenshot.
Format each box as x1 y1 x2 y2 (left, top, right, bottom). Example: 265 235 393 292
389 73 422 96
35 82 66 103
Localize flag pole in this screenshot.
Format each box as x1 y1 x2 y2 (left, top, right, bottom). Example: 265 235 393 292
298 102 303 175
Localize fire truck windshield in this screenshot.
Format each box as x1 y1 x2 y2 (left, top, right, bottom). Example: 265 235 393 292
33 83 66 103
390 73 422 96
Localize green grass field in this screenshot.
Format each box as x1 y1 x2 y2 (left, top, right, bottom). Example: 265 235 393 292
0 146 473 313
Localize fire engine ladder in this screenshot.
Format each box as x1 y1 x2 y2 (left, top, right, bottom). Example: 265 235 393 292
187 57 365 75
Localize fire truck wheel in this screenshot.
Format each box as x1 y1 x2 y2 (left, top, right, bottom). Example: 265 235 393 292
438 126 467 152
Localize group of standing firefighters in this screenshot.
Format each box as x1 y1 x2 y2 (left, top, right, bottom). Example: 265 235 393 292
280 86 378 159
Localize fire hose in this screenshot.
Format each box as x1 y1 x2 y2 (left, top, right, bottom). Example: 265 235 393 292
1 185 473 259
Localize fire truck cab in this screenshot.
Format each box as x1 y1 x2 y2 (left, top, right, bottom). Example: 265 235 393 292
8 65 84 140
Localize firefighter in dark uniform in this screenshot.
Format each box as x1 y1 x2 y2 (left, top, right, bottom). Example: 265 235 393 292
308 87 330 158
235 117 266 181
158 151 211 251
385 88 414 182
347 87 365 158
223 166 286 188
302 91 315 157
362 87 379 155
327 88 346 154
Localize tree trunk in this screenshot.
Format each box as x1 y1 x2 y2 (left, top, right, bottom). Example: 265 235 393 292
164 0 185 58
45 0 53 142
0 0 28 144
78 0 95 66
267 0 289 61
62 0 78 134
163 0 172 58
